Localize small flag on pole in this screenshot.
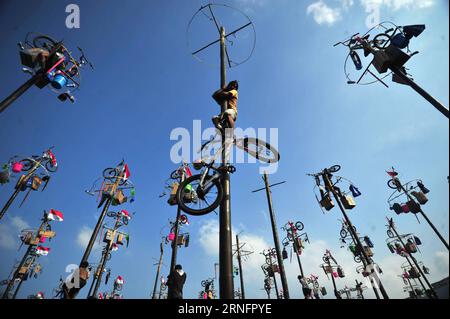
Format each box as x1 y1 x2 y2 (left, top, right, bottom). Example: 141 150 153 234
36 246 50 256
48 209 64 222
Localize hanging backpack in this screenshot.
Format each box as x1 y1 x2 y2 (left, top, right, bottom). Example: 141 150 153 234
391 203 403 215
364 236 374 248
411 191 428 205
422 266 430 275
321 287 327 296
282 248 288 260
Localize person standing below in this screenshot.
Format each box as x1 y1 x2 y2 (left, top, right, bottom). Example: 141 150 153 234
298 275 312 299
211 80 239 131
167 264 187 299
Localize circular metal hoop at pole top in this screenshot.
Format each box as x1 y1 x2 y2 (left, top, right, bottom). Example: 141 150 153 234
187 3 256 68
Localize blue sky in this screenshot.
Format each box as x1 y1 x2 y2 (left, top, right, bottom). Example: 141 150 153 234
0 0 448 299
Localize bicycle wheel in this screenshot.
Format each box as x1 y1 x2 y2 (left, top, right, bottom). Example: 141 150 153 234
340 228 348 238
328 165 341 173
20 159 36 172
103 168 117 180
373 34 391 49
322 256 329 263
176 174 223 216
354 255 362 263
170 169 180 180
107 211 117 218
236 137 280 163
387 179 398 190
387 229 395 238
122 217 129 226
295 221 304 231
313 281 320 289
45 160 57 173
201 280 207 287
33 35 57 50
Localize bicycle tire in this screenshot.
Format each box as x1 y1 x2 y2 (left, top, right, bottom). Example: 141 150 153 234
122 217 129 226
236 137 280 163
176 174 223 216
387 230 395 238
201 280 207 287
20 159 35 172
107 211 117 218
170 169 180 180
103 168 117 180
295 221 304 231
328 165 341 173
354 255 362 263
387 179 398 190
373 33 391 49
322 256 329 263
32 35 57 50
45 160 57 173
340 229 348 238
313 281 320 289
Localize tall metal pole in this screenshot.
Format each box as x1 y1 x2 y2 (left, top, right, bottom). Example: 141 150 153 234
80 170 123 265
263 172 289 299
0 75 41 114
398 181 449 250
323 170 389 299
219 26 234 299
89 217 121 298
2 215 47 299
235 234 245 299
390 67 449 119
152 241 164 299
388 219 437 298
267 255 280 299
0 160 42 221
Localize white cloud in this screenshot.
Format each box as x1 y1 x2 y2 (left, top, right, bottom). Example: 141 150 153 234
307 1 343 26
360 0 434 11
0 216 30 250
76 225 100 251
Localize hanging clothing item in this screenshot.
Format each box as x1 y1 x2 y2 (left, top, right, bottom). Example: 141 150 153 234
417 181 430 194
392 203 403 214
387 243 396 254
406 200 421 214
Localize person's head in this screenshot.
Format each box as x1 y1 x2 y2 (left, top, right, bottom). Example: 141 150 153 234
175 264 182 271
80 261 89 269
227 80 238 91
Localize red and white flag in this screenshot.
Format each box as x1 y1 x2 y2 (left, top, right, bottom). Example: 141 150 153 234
122 164 131 181
111 243 119 252
120 210 131 220
48 209 64 222
115 276 124 285
36 246 50 256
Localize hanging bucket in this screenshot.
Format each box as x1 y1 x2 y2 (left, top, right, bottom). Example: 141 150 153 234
411 191 428 205
414 236 422 245
51 74 68 90
349 184 361 197
12 162 24 173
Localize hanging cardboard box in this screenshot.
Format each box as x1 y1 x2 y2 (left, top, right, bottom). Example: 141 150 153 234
341 195 356 210
104 230 114 243
39 230 55 238
31 175 43 191
320 196 334 211
411 191 428 205
116 233 124 245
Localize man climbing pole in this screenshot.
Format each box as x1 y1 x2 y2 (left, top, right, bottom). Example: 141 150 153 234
62 261 91 299
211 80 239 131
166 264 187 299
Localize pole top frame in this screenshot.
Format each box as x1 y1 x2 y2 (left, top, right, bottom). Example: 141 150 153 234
187 3 256 68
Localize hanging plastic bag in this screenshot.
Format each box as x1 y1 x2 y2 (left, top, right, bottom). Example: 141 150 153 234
417 181 430 194
402 25 426 39
282 248 288 260
12 162 24 173
401 204 410 213
321 287 327 296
